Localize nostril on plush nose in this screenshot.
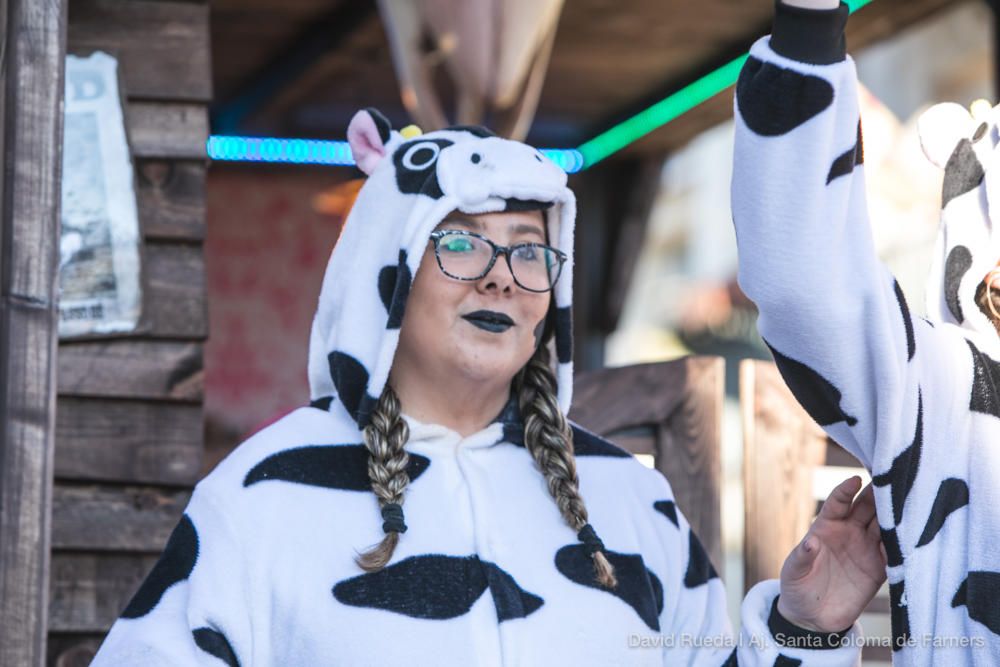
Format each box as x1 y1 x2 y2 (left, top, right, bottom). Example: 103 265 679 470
471 153 482 164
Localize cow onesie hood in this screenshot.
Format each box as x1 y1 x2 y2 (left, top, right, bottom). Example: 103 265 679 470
306 109 577 426
92 109 864 666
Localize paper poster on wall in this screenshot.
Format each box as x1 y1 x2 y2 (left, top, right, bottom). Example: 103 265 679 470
59 52 142 338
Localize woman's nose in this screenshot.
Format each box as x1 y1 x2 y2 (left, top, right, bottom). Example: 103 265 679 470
477 253 515 294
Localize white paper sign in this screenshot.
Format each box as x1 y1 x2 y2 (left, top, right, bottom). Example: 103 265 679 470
59 52 142 338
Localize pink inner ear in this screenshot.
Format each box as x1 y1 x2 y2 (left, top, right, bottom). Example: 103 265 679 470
347 111 387 175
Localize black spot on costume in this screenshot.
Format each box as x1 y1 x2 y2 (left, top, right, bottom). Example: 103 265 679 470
193 628 240 667
121 515 199 619
333 555 543 622
243 444 430 491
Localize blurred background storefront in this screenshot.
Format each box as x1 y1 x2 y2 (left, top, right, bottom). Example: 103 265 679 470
3 0 994 663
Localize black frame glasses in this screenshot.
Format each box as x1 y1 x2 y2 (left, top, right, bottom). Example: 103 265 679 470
429 229 568 293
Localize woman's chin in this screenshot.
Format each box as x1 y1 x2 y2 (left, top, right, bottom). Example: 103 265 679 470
450 349 527 385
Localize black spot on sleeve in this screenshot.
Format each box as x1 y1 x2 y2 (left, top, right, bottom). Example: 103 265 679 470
653 500 679 527
951 572 1000 635
244 444 429 490
826 121 865 185
193 628 240 667
773 656 803 667
736 57 835 137
121 515 199 619
377 249 412 330
967 340 1000 420
872 392 923 525
889 580 911 651
893 280 916 361
916 479 969 548
765 341 858 427
880 527 904 568
949 571 1000 635
944 246 973 323
555 545 664 631
683 530 720 588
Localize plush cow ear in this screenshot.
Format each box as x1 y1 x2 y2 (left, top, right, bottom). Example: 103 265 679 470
348 108 393 175
919 103 976 170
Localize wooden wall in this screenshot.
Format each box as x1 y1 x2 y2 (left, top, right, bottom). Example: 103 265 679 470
48 1 211 664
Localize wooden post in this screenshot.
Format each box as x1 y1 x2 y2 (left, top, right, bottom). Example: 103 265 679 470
0 0 67 663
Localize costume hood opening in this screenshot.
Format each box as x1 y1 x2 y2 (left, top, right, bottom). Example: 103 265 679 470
919 102 1000 340
307 109 576 427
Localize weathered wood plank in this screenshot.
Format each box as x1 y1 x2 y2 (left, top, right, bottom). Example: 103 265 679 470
128 101 209 160
741 360 830 592
659 356 724 570
68 0 211 102
0 0 67 663
141 242 208 339
49 553 158 633
58 340 203 401
571 356 724 570
55 398 203 485
52 484 190 552
137 160 206 241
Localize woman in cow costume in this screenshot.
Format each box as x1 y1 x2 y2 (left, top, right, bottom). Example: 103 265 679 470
93 109 881 665
733 0 1000 663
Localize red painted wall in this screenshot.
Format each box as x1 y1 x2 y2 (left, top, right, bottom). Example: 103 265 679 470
204 166 349 464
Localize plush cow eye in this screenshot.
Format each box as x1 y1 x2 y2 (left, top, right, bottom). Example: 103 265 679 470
402 141 441 170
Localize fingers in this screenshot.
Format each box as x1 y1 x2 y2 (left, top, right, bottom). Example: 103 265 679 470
784 535 822 581
849 483 877 527
818 475 863 521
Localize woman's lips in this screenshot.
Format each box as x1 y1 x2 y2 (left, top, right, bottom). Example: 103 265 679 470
462 310 515 333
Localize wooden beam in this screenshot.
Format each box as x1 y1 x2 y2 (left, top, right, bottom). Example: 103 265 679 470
49 552 159 632
140 242 208 340
67 0 212 102
55 398 203 485
52 484 190 552
128 102 209 160
58 340 204 401
137 160 206 242
0 0 67 663
210 1 377 133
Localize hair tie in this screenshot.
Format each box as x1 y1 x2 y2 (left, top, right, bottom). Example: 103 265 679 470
381 503 407 534
577 523 605 555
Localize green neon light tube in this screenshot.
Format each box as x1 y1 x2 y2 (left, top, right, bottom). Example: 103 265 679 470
577 0 874 168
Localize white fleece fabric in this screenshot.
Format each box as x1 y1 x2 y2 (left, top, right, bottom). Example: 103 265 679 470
732 3 1000 665
93 114 861 666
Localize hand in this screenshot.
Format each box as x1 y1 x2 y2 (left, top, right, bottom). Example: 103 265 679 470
781 0 840 9
777 476 887 632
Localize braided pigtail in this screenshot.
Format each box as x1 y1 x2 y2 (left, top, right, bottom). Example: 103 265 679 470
516 344 617 588
356 384 412 572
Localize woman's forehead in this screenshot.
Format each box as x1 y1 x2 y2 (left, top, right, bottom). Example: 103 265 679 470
436 210 546 236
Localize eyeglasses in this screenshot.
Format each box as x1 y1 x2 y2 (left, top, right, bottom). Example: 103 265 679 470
429 229 567 293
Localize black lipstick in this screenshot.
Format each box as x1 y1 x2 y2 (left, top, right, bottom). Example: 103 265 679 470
462 310 515 333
